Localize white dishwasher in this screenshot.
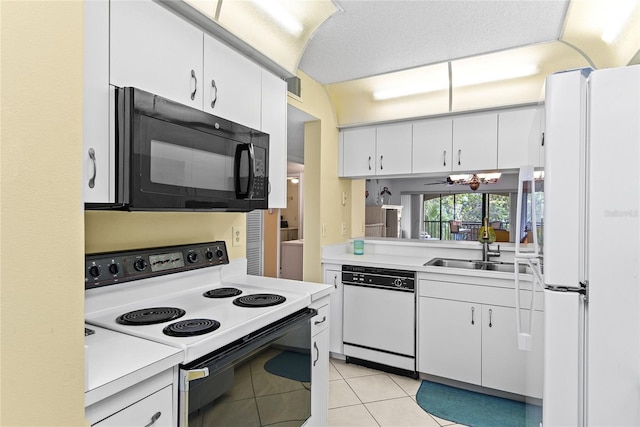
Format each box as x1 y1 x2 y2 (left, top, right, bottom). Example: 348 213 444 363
342 265 417 378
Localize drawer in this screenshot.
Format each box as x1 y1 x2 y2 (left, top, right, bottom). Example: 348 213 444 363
311 304 329 336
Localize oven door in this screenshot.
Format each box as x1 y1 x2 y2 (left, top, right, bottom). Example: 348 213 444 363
116 87 269 212
179 308 316 427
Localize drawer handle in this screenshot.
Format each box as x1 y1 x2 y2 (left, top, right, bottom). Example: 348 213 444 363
190 69 198 100
88 148 96 189
144 411 161 427
471 306 475 325
314 316 327 325
313 341 319 367
489 308 493 328
211 79 218 108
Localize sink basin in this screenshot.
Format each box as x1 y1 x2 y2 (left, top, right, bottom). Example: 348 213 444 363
424 258 528 274
425 258 485 270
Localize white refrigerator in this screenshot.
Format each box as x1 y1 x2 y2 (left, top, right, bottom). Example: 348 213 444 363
543 65 640 426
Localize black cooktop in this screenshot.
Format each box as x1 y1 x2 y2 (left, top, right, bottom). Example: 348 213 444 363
163 319 221 337
203 287 243 298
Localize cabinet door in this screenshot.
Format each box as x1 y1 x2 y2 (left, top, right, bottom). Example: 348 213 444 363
203 34 262 130
323 267 343 354
93 385 173 426
261 69 287 208
110 0 203 109
310 328 329 427
412 118 453 174
481 305 543 397
452 113 498 171
376 123 412 176
342 128 377 177
497 107 543 169
83 0 111 203
418 297 481 385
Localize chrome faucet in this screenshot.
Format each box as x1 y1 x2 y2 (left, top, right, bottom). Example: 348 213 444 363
483 242 501 262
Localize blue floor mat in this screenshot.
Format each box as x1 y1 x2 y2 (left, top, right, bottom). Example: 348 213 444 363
264 351 310 382
416 380 542 427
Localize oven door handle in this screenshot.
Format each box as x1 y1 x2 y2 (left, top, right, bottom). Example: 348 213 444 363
180 367 210 391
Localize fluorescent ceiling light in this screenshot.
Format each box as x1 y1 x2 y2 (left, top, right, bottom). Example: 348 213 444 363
601 0 637 44
252 0 303 36
477 172 502 181
373 81 447 101
373 64 538 101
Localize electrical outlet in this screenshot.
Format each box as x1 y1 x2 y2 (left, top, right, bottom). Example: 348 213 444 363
232 226 242 247
341 223 347 235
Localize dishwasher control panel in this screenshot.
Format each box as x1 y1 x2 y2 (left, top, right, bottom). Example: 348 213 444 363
342 265 415 291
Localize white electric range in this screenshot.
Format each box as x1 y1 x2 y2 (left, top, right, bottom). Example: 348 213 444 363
85 241 323 426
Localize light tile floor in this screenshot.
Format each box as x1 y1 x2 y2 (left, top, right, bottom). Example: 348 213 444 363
328 358 467 427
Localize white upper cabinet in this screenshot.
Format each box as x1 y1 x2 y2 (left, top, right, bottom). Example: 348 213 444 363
341 124 412 177
110 0 203 109
83 0 111 203
203 34 262 130
375 123 413 176
498 107 544 169
261 69 287 208
412 118 453 174
342 127 377 177
452 113 498 171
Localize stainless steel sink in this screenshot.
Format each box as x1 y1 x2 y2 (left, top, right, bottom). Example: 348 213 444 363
424 258 528 273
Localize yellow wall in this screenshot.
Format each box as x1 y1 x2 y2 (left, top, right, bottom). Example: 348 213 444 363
0 2 86 425
288 71 355 282
85 211 246 258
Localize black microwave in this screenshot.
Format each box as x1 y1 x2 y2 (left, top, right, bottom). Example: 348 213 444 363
86 87 269 212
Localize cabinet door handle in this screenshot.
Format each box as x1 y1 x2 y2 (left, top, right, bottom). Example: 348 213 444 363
88 148 97 189
471 306 475 325
144 412 161 427
314 316 327 325
313 341 319 367
489 308 493 328
380 155 384 170
443 150 447 167
368 156 372 171
190 69 198 100
457 149 462 166
333 274 337 289
541 132 545 147
211 79 218 108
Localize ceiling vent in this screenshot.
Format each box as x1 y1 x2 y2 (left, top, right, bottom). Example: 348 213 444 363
287 76 301 97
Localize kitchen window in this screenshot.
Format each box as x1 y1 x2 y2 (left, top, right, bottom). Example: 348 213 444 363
423 193 511 241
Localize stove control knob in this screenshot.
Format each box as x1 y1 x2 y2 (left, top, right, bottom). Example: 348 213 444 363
88 265 100 278
215 249 224 258
133 258 147 272
393 278 403 287
205 250 214 260
108 263 119 275
187 252 198 263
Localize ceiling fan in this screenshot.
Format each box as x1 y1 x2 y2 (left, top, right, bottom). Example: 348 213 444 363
424 173 501 191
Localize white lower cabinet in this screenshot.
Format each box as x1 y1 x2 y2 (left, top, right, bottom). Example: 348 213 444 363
308 299 330 427
93 385 172 427
86 368 177 426
418 277 543 399
322 265 343 355
419 297 481 385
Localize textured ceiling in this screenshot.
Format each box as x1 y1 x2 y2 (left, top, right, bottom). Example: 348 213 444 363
299 0 570 85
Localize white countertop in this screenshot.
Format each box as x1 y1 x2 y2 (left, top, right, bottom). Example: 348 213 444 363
84 324 182 407
322 239 538 280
